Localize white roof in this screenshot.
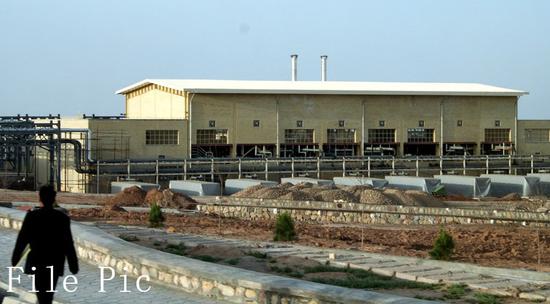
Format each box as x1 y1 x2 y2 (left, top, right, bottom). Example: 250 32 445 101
116 79 527 97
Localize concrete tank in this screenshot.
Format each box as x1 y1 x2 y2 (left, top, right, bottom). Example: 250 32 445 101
333 177 388 188
169 180 221 196
480 174 540 197
385 176 441 193
434 175 490 198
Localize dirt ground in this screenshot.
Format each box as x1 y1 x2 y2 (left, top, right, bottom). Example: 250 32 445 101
69 208 550 272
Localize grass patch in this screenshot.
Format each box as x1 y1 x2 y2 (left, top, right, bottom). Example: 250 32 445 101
191 255 222 263
304 265 435 290
153 241 162 247
269 265 303 278
225 258 240 265
161 243 186 256
246 251 267 259
473 293 502 304
445 284 468 299
119 234 139 242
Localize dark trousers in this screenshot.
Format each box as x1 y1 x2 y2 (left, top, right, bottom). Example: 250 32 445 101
34 270 60 304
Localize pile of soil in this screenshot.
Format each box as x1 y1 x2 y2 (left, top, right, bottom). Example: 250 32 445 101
231 182 444 207
316 189 359 203
231 184 266 198
105 186 146 209
358 189 396 205
144 189 197 210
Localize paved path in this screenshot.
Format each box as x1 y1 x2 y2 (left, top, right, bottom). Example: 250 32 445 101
98 223 550 302
0 228 225 304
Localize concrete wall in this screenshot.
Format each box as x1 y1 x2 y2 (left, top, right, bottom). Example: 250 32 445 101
517 120 550 155
126 84 186 119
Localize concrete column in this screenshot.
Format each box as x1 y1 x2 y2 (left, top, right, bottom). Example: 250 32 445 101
361 100 365 157
276 98 280 158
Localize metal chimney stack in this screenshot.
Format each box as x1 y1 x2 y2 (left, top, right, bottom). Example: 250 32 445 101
320 55 328 81
290 54 298 81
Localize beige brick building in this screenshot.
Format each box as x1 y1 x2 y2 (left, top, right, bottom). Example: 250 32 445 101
104 79 529 158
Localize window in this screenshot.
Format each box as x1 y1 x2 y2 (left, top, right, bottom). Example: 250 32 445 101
378 120 385 127
327 129 355 144
418 120 425 127
407 128 434 143
368 129 395 143
494 120 501 127
285 129 314 143
253 120 260 127
525 129 550 143
196 129 228 144
484 128 510 143
145 130 178 145
338 120 345 127
296 120 303 128
208 120 216 128
457 120 463 127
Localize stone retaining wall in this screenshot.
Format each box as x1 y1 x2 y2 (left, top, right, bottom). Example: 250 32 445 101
0 207 434 304
197 197 549 227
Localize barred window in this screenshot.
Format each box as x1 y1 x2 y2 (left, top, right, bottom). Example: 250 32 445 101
484 128 510 143
327 129 355 144
525 129 550 143
368 129 395 143
285 129 314 144
145 130 178 145
407 128 434 143
196 129 228 144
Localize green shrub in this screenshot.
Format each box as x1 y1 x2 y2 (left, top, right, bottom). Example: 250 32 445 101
149 203 165 228
273 212 296 241
445 284 467 299
473 292 501 304
429 228 455 260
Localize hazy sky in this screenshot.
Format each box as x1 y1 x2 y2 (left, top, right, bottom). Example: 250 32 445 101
1 0 549 118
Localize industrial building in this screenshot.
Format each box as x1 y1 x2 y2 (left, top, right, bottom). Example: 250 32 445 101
4 56 550 193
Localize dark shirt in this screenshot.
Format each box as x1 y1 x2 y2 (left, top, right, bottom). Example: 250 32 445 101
11 207 79 276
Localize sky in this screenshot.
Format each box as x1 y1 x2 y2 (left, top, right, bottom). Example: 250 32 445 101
0 0 549 118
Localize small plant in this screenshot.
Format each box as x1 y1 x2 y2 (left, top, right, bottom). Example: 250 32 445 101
119 234 139 242
149 203 165 228
445 284 467 299
162 243 186 256
473 292 501 304
247 251 267 259
429 228 454 260
273 212 296 242
225 258 240 265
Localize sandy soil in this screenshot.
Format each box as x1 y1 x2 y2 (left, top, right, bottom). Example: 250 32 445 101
69 208 550 272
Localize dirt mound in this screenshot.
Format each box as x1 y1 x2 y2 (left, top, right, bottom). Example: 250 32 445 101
344 185 373 196
382 188 420 206
145 189 197 210
107 186 146 208
277 182 294 190
404 190 443 207
288 182 314 191
280 191 316 201
256 187 291 199
186 245 244 260
231 184 267 198
317 189 358 203
358 189 396 205
500 193 522 201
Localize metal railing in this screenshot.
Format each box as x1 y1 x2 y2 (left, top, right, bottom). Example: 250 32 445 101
89 154 550 193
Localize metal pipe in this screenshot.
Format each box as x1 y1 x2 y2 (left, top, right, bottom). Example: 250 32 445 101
290 54 298 81
320 55 327 81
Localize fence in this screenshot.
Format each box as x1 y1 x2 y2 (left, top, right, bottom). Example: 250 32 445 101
88 154 550 193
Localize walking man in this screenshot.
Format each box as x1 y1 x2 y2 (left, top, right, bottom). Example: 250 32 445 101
12 185 79 304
